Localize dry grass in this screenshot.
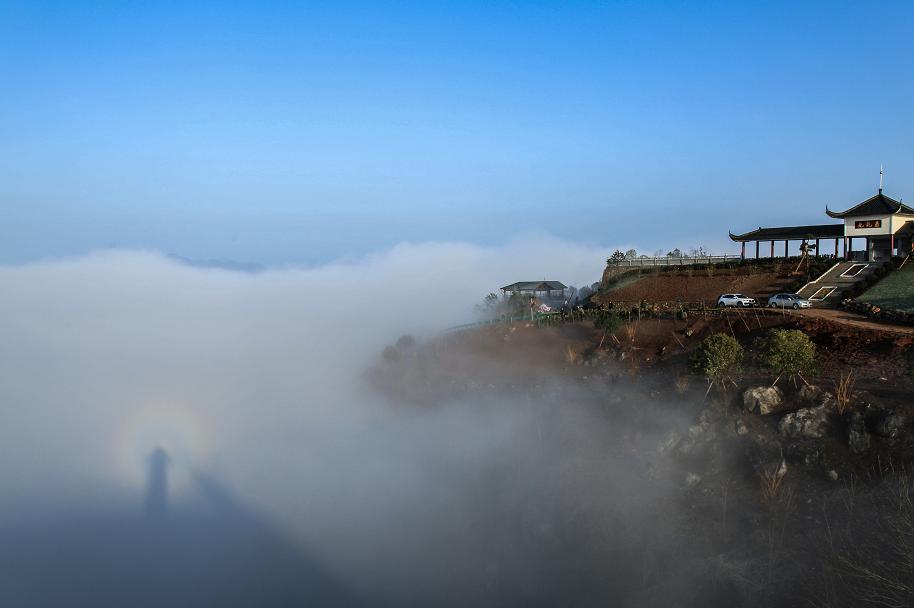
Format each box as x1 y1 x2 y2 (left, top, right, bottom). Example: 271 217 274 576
825 467 914 607
759 459 788 504
834 370 855 415
623 322 637 345
564 344 579 365
674 375 690 395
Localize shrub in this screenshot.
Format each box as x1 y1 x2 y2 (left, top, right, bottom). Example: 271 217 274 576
757 329 817 386
381 345 400 362
594 310 623 349
395 334 416 350
690 333 744 390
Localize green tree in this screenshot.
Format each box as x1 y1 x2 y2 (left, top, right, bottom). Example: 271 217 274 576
607 250 626 265
594 310 622 349
690 333 744 393
757 329 817 386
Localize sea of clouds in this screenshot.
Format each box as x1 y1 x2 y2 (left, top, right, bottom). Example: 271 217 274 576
5 236 672 606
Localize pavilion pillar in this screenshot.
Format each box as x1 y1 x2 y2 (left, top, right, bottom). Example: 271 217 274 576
834 238 839 257
770 241 775 258
784 240 789 258
847 237 852 259
891 233 896 257
865 237 870 261
755 241 760 259
815 239 820 256
741 242 746 260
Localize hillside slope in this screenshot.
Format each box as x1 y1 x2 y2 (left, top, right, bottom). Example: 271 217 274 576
859 265 914 312
596 269 792 304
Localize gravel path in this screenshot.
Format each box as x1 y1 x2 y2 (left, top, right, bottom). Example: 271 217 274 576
799 307 914 335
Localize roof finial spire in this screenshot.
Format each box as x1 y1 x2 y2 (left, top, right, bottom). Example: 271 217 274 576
879 164 884 194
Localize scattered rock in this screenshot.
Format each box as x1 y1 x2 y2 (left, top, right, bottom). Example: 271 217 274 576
779 405 830 440
798 385 836 408
699 405 725 425
872 413 907 443
735 419 749 436
681 416 718 455
798 384 824 403
826 470 838 481
743 386 785 415
658 430 681 455
677 438 696 456
784 441 822 466
747 441 788 480
685 472 702 488
847 412 870 454
755 454 788 480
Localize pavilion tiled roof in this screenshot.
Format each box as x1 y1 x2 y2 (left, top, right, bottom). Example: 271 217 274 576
501 281 567 291
826 192 914 218
729 224 844 242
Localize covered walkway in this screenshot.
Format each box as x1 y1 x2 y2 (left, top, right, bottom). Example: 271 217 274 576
729 224 844 259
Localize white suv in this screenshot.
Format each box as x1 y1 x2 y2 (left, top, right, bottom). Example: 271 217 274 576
717 293 757 308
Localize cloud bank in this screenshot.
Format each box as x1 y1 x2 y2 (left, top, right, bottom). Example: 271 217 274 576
5 237 671 605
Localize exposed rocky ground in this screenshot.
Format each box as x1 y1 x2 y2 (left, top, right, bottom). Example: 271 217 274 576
369 314 914 607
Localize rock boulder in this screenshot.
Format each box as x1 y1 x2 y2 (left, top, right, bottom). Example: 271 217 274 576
872 413 907 442
743 386 785 415
846 412 870 454
779 405 830 440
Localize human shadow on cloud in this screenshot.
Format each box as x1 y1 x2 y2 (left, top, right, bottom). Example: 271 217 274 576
0 462 364 608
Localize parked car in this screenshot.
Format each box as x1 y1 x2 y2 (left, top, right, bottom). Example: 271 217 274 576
716 293 757 307
767 293 811 309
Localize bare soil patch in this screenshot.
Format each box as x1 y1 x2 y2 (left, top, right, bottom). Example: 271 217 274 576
598 271 788 304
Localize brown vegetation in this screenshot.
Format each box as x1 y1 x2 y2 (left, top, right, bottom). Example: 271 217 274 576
834 370 855 415
597 270 786 305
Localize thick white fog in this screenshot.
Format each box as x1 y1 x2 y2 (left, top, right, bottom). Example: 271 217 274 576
0 237 610 495
4 237 677 606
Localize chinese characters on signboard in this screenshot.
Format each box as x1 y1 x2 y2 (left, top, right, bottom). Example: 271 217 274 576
854 220 882 229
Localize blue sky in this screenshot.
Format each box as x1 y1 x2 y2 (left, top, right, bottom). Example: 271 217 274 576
2 1 914 265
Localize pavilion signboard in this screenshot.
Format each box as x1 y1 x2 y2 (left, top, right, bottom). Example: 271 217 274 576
854 220 882 230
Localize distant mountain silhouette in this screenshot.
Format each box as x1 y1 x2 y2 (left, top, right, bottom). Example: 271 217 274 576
167 254 265 273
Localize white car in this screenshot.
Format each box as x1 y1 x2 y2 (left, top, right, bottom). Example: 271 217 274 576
717 293 757 308
767 293 811 309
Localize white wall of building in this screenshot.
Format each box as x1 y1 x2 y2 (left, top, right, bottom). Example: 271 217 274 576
844 213 914 237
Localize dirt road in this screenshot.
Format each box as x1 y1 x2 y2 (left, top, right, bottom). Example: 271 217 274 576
798 307 914 335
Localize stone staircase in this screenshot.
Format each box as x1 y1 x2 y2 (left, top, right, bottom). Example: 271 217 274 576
797 261 885 306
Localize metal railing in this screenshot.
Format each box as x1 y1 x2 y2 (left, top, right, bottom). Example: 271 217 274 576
607 254 743 267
